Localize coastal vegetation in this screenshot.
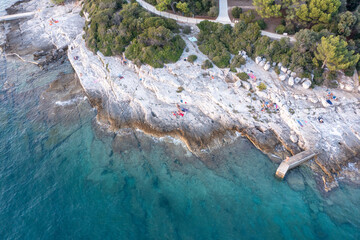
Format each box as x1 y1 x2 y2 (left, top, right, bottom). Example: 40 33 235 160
145 0 218 17
237 72 249 81
187 54 198 63
51 0 65 4
198 0 360 85
201 59 213 69
82 0 185 68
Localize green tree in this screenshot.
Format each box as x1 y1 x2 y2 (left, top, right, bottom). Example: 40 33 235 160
314 35 360 71
253 0 281 18
176 2 189 13
294 29 320 53
296 0 341 24
337 11 357 37
346 0 360 11
231 7 242 19
156 0 176 12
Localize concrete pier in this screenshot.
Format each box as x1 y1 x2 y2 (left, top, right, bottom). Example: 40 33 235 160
276 150 318 179
0 12 36 22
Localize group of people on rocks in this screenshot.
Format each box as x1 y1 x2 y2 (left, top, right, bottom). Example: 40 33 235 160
49 18 59 25
261 101 279 112
327 92 337 101
172 100 188 118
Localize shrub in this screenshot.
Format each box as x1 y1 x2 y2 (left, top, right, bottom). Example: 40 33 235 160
257 82 267 91
300 72 311 79
176 86 184 93
275 24 286 34
212 54 231 68
183 26 191 34
274 66 280 75
202 59 213 69
208 6 219 17
326 71 337 81
313 68 324 85
187 55 198 63
239 10 256 24
256 19 267 30
230 55 246 69
344 67 355 76
52 0 65 4
311 24 326 32
285 22 296 35
237 72 249 81
231 7 243 19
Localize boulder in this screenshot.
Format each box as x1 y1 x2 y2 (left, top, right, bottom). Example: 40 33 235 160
290 134 298 143
259 60 266 67
255 56 262 65
301 78 309 84
242 81 251 90
279 74 287 81
281 66 287 73
308 97 319 103
358 86 360 92
288 77 294 86
278 62 282 67
294 77 301 84
272 62 277 66
264 62 271 71
290 72 296 77
234 80 242 88
287 171 305 191
287 70 292 74
302 79 312 89
345 84 354 91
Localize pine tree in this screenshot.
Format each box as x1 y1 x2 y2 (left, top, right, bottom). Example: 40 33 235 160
253 0 281 18
314 35 360 71
176 2 189 14
296 0 341 24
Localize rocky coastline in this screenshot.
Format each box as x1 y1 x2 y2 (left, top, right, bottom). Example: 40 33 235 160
2 0 360 192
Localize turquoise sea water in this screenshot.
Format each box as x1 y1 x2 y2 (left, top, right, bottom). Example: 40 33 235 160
1 54 360 239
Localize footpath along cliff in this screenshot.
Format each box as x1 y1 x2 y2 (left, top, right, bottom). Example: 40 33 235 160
2 0 360 191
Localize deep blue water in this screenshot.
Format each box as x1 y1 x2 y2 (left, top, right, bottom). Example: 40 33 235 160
1 55 360 239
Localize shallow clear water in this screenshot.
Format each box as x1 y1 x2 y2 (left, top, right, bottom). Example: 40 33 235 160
1 50 360 239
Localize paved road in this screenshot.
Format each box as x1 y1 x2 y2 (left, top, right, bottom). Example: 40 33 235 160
216 0 231 24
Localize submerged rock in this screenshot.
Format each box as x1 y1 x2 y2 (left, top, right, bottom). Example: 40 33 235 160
287 171 306 191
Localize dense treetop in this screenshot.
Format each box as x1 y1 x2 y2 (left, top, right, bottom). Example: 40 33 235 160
81 0 185 68
145 0 218 17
